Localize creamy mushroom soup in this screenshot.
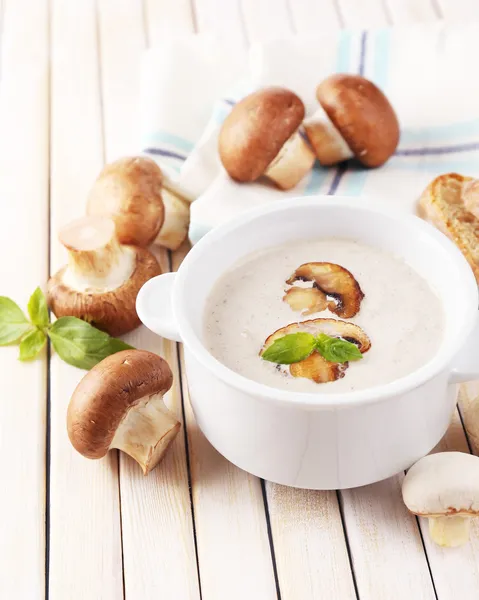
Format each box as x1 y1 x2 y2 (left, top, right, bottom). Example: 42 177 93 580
203 238 444 393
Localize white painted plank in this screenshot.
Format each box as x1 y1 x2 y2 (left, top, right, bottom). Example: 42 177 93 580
341 474 436 600
240 0 294 42
171 248 278 600
436 0 479 20
193 0 247 47
287 0 342 32
266 486 356 600
144 0 195 39
49 2 123 598
336 0 390 26
385 0 440 23
0 0 48 598
97 2 200 598
416 410 479 600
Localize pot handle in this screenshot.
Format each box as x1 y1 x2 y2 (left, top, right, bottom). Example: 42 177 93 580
136 273 182 342
450 314 479 384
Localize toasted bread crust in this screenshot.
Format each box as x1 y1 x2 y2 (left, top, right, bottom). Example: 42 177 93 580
419 173 479 283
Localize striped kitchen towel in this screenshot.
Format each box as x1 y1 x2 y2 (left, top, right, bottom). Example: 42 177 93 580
139 23 479 244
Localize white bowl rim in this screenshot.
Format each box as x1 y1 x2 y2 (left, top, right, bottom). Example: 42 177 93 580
173 196 478 409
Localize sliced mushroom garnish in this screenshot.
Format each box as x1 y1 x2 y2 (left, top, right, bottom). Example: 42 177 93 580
260 318 370 384
290 352 345 384
284 262 364 318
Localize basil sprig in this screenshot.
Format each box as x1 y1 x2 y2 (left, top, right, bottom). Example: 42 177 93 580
262 331 363 365
0 287 133 369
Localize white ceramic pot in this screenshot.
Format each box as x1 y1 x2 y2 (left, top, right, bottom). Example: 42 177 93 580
137 197 479 490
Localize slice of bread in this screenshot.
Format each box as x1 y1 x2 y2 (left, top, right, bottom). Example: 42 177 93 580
419 173 479 283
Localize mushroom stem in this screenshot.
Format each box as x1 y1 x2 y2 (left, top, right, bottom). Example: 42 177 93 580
154 188 190 250
110 391 180 475
59 216 135 292
428 515 471 547
304 107 354 166
263 130 316 190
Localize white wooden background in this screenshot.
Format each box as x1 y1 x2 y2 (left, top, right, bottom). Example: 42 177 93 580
1 1 479 599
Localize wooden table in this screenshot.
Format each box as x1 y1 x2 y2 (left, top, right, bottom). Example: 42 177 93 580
2 1 479 598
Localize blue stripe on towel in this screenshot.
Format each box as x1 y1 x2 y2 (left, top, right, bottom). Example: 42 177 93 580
142 131 194 154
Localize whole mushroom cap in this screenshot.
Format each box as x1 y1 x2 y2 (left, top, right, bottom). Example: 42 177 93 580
67 349 173 459
403 451 479 517
316 74 399 168
87 156 165 247
218 87 306 182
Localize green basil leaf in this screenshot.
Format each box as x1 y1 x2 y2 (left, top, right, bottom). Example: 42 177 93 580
27 287 49 328
48 316 133 370
261 332 316 364
315 333 363 363
0 296 33 345
18 328 47 361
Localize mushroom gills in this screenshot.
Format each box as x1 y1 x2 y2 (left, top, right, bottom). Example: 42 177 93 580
60 216 136 292
110 391 180 475
263 130 316 190
428 515 471 547
304 107 354 166
153 188 190 250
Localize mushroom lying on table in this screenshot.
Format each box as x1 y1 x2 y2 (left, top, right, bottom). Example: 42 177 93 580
87 156 190 251
68 349 180 474
303 74 399 167
47 215 161 336
402 452 479 547
219 87 316 190
284 262 364 318
260 318 370 383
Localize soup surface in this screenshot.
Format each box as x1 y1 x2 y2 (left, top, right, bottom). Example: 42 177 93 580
203 238 444 393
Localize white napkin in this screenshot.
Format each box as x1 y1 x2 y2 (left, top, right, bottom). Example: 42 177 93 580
139 23 479 244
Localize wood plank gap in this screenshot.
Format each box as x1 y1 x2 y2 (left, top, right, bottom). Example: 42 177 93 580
260 480 283 600
141 0 150 49
95 0 106 163
457 403 474 454
94 1 125 595
336 490 360 600
431 0 444 18
45 1 52 598
381 0 394 25
169 251 204 600
190 0 199 33
284 0 297 34
414 513 439 600
332 0 346 27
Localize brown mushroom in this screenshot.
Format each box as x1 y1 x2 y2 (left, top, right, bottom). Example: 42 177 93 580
67 349 179 475
284 262 364 319
87 156 190 251
303 75 399 167
47 215 161 336
260 318 370 383
218 87 316 190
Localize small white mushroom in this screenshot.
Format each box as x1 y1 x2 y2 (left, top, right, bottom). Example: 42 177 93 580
67 349 180 475
402 452 479 547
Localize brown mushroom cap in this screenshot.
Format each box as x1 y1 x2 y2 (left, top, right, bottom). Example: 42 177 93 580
87 156 165 247
284 262 364 319
218 87 306 182
316 74 399 167
260 319 370 383
47 245 161 336
67 349 173 459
